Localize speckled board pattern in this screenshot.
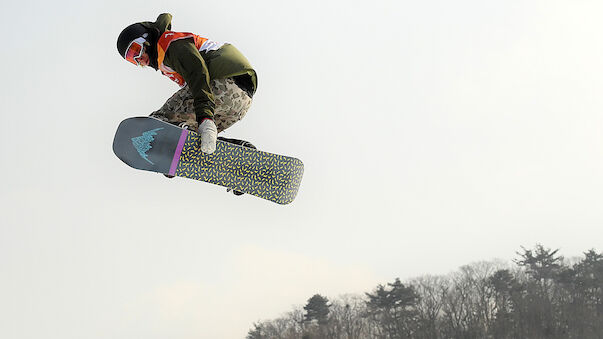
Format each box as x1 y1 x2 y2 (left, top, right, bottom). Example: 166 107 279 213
113 117 304 205
175 131 304 205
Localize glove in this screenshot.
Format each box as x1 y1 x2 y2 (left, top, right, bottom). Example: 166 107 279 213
198 118 217 154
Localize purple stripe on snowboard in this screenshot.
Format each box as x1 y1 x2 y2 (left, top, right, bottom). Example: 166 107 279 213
169 129 189 176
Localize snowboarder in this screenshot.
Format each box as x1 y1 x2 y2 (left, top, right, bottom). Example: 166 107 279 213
116 13 257 155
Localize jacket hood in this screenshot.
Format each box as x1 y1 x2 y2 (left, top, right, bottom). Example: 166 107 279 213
139 14 173 70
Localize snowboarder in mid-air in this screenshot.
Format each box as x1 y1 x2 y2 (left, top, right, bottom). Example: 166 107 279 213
117 13 258 194
114 13 304 203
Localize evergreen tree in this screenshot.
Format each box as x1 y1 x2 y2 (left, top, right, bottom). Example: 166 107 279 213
303 294 331 325
366 278 420 338
515 244 563 287
515 244 564 338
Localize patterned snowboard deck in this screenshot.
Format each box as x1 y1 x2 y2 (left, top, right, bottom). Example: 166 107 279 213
113 117 304 204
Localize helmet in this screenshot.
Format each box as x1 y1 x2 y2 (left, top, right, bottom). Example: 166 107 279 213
117 23 148 59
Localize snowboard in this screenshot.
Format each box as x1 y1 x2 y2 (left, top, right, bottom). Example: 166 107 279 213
112 117 304 205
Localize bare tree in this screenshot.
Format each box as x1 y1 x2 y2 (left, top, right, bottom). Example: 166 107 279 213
328 295 368 339
409 275 448 339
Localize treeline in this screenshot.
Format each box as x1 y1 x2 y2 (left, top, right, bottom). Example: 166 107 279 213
246 245 603 339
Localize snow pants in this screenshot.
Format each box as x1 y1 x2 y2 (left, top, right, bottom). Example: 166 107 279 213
150 78 253 132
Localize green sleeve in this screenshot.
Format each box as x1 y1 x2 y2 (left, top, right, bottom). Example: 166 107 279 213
164 39 215 122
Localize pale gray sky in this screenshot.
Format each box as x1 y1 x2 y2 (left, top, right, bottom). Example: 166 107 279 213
1 0 602 338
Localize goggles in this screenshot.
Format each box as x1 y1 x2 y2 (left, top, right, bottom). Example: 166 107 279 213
124 37 147 66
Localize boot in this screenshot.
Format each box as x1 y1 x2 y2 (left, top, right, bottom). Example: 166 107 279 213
217 137 256 150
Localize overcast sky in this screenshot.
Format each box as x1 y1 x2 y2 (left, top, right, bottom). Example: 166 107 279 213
1 0 602 338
